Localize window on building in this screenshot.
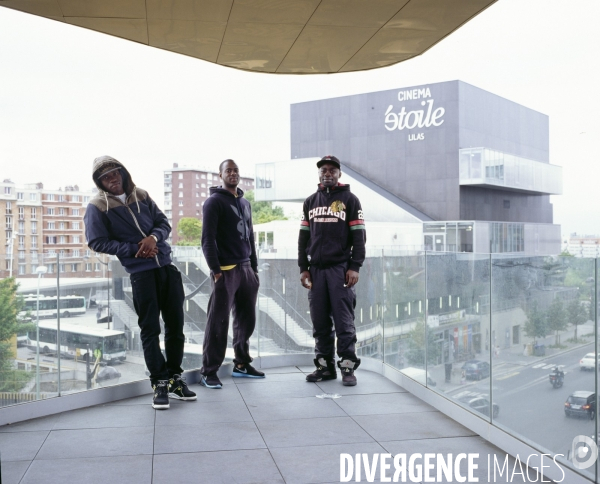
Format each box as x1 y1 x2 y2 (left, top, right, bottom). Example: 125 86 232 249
17 192 23 200
179 183 183 188
18 221 24 234
46 236 57 244
48 222 55 229
59 208 65 215
59 222 65 230
178 201 183 206
59 250 66 256
18 206 24 219
179 192 183 198
18 265 26 275
178 174 183 179
72 195 80 202
60 236 67 244
73 236 80 243
6 201 12 214
73 249 80 257
5 217 12 230
31 236 37 248
18 235 24 248
201 192 206 197
30 193 37 201
179 210 183 215
201 174 206 179
95 263 101 272
59 264 65 273
31 250 38 262
73 222 80 229
47 194 54 201
85 263 92 272
165 210 172 216
18 250 25 260
71 264 78 272
72 208 80 216
196 202 200 207
58 195 65 202
83 196 90 203
201 183 206 188
31 221 37 234
85 249 91 257
47 208 54 215
196 192 199 197
195 183 199 189
31 207 36 219
4 187 11 195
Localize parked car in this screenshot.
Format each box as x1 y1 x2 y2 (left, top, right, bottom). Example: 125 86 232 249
458 395 499 418
579 353 600 371
461 360 490 380
565 391 596 419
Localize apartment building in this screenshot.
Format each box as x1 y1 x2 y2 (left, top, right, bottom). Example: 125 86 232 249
164 163 254 244
0 180 104 278
566 234 600 258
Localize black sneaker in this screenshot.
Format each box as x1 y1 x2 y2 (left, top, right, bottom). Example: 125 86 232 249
306 357 337 382
200 373 222 389
168 374 197 401
338 359 361 386
232 363 265 378
152 380 170 409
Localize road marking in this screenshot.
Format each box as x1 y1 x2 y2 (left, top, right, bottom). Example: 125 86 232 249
542 364 556 369
496 371 520 381
532 363 546 368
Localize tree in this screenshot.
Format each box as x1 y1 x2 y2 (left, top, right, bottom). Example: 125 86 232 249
176 217 202 246
405 318 440 367
546 298 568 345
245 190 287 224
567 298 588 343
523 301 548 344
0 278 33 392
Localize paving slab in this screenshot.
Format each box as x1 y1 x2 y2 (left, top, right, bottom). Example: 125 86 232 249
1 460 31 484
245 395 347 421
270 442 388 484
0 430 49 461
256 416 375 448
154 397 252 426
53 403 155 429
237 380 325 399
154 421 266 454
153 449 285 483
353 411 477 442
36 426 154 459
333 392 437 416
21 455 152 484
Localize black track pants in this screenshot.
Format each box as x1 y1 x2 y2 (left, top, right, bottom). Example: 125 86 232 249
201 262 259 375
130 264 185 383
308 263 357 361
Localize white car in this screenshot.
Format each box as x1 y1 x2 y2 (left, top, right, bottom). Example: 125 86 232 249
579 353 600 371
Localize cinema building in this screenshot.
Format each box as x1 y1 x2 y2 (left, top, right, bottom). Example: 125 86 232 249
255 80 562 255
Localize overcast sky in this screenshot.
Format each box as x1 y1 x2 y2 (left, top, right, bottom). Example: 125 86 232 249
0 0 598 239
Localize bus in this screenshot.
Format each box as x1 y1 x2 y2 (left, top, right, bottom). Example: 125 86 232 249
27 321 127 363
20 295 86 319
159 341 234 371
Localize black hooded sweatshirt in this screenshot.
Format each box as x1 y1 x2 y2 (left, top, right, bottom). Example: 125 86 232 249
201 186 258 275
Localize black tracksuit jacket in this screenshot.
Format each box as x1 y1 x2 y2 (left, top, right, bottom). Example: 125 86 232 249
298 183 366 273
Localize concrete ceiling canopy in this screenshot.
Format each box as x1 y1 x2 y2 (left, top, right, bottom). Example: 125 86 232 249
0 0 496 74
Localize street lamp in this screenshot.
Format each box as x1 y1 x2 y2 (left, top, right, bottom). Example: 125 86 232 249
35 265 48 399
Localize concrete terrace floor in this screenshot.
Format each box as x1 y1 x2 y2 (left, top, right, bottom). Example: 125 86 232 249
1 366 526 484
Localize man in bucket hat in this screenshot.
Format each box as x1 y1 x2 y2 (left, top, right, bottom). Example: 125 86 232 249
84 155 196 409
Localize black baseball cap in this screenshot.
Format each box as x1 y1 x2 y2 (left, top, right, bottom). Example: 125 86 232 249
316 155 341 169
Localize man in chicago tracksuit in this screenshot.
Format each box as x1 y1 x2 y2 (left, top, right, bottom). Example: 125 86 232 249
84 156 196 409
298 155 366 386
199 159 264 389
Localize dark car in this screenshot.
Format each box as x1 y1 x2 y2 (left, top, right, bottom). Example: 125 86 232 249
462 360 490 381
565 391 596 419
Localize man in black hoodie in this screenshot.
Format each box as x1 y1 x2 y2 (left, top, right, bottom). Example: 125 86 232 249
85 156 196 409
298 155 366 386
200 159 263 389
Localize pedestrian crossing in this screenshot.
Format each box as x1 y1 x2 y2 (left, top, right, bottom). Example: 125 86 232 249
532 363 560 370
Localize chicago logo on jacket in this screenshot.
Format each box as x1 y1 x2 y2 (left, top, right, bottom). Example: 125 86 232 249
308 201 346 223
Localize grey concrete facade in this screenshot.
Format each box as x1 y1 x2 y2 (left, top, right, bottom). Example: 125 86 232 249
290 80 554 225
